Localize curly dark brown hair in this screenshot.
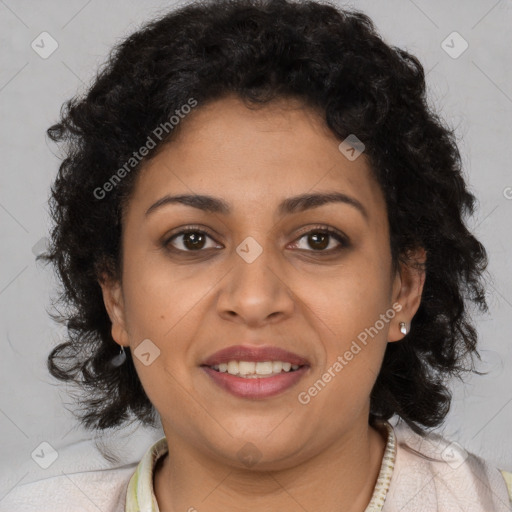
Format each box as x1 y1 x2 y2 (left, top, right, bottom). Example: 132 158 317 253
39 0 489 437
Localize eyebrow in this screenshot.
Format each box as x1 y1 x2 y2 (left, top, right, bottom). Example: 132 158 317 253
145 191 368 221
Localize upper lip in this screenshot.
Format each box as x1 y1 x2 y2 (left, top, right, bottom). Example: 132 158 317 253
201 345 310 367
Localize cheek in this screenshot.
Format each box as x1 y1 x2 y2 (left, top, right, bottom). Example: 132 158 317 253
308 257 393 341
302 278 391 416
300 248 393 393
121 251 210 341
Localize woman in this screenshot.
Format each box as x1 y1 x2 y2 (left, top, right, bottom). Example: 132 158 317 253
5 0 511 510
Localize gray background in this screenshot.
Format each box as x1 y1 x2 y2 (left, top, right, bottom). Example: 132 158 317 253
1 0 511 501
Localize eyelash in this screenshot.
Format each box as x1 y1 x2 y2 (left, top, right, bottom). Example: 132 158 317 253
163 224 349 255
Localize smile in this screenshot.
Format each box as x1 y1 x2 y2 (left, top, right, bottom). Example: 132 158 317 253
201 362 309 399
209 360 301 377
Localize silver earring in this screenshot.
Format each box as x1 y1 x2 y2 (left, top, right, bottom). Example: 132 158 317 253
399 322 407 335
110 346 127 367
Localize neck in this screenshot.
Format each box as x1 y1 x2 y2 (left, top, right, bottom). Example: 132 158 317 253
154 419 388 512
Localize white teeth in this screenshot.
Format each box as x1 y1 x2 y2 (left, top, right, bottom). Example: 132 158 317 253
227 361 239 375
255 361 273 375
239 361 256 374
210 360 302 377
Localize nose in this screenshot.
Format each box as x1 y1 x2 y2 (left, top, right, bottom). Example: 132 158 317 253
216 240 295 328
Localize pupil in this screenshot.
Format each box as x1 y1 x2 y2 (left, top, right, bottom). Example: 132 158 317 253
185 232 205 250
309 232 328 250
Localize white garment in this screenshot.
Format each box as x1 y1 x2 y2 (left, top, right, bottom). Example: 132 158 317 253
383 421 512 511
1 420 510 511
0 465 132 512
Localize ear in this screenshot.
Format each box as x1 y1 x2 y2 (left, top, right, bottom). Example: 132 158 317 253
388 246 427 342
98 273 129 348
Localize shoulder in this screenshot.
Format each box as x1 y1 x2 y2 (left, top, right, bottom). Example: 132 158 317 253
0 465 136 512
0 428 165 512
383 420 512 511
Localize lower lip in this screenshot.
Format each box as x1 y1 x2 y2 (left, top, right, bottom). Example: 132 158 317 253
201 366 309 399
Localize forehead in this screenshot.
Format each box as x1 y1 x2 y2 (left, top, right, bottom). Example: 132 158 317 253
125 95 387 223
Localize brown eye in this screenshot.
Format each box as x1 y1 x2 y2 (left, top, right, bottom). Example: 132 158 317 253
291 227 349 253
307 232 330 250
163 225 349 255
181 232 207 250
165 229 220 252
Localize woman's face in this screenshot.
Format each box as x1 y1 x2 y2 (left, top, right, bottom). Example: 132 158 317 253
100 95 425 469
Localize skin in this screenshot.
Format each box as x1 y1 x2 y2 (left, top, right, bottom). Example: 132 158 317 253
99 95 426 512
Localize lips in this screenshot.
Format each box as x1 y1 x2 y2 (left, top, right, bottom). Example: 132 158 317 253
201 365 309 399
201 344 310 367
200 344 311 399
